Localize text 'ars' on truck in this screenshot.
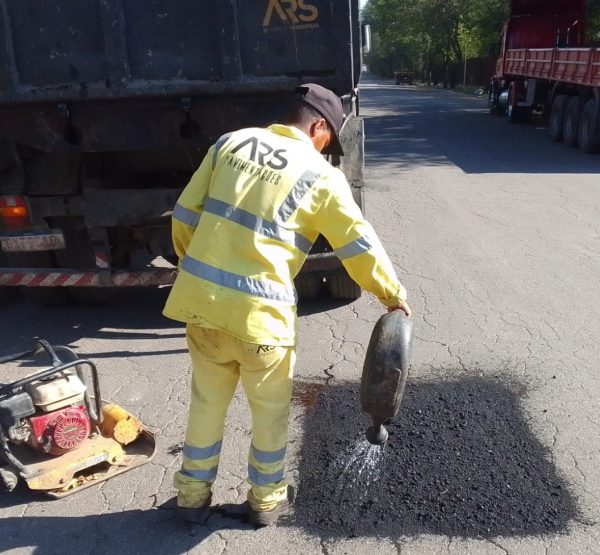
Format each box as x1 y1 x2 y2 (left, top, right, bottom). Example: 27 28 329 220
488 0 600 154
0 1 371 306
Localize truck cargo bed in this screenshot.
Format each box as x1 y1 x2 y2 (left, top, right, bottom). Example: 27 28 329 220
500 47 600 88
0 0 358 105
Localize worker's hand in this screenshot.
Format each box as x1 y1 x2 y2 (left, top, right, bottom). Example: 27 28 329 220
388 300 412 318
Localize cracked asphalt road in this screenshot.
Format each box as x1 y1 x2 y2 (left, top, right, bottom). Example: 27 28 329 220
1 76 599 553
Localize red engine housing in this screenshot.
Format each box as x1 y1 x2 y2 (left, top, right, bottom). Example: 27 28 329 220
28 406 91 456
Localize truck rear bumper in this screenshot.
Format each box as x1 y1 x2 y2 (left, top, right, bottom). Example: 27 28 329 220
0 252 344 288
0 268 176 287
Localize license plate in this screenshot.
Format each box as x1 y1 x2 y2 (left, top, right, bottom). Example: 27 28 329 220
0 230 66 252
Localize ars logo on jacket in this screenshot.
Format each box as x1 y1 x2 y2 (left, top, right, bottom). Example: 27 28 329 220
263 0 319 30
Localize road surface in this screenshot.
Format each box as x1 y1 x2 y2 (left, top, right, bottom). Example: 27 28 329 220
1 76 599 554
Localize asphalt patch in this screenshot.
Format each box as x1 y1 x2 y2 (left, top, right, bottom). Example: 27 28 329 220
290 377 578 539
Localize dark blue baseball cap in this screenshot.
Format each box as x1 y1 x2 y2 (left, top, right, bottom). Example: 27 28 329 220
295 83 345 156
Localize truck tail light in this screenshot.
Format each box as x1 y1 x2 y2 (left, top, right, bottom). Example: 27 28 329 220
0 195 33 231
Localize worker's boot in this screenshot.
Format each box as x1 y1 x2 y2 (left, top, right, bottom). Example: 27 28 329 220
248 486 294 527
176 493 212 524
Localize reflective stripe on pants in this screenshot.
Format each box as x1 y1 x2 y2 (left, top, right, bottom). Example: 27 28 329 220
174 326 294 511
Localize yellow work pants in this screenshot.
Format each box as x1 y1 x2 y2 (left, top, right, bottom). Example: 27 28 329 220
174 326 295 512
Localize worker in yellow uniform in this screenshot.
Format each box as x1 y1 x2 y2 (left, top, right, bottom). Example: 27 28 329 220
163 83 411 527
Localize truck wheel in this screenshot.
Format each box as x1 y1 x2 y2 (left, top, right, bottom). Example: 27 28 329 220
294 274 323 300
508 106 531 124
488 89 496 115
507 104 528 124
507 86 527 124
549 95 569 142
578 99 600 153
488 86 504 116
563 97 584 147
326 272 361 301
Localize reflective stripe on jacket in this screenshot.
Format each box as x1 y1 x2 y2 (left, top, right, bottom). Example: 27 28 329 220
163 124 407 345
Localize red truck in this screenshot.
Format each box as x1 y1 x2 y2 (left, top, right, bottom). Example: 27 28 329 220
488 0 600 152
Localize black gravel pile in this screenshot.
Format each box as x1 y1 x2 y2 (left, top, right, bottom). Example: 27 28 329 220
291 377 578 539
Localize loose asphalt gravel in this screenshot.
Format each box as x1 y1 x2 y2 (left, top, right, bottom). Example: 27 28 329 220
291 377 578 540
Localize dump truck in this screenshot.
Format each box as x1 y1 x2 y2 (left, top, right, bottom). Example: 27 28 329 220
488 0 600 153
0 0 369 304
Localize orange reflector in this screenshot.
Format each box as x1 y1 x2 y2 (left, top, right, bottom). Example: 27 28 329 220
0 195 32 230
1 205 28 218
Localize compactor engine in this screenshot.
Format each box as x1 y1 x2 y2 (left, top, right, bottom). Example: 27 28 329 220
2 371 90 456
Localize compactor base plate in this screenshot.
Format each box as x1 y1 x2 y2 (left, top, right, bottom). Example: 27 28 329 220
19 430 156 497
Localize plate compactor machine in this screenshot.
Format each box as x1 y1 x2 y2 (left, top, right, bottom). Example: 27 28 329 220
0 340 156 497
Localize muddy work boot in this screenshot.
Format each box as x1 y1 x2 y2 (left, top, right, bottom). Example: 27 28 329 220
248 486 294 527
249 499 290 527
176 494 212 524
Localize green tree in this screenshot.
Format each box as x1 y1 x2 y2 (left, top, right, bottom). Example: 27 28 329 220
362 0 423 76
362 0 509 86
588 0 600 44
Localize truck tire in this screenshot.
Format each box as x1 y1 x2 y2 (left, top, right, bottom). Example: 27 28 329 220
506 102 518 123
326 272 361 301
488 89 498 115
488 82 505 115
507 85 530 124
294 274 323 300
549 95 569 142
507 104 530 124
563 97 584 147
578 99 600 153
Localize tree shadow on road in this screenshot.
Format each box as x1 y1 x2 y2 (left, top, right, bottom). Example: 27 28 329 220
362 85 600 175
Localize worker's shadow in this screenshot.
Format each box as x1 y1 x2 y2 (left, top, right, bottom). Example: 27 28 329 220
0 491 254 554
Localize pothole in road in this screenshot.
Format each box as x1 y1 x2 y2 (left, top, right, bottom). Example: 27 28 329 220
289 376 578 539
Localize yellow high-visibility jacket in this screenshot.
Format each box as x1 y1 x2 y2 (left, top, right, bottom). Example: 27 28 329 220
163 124 407 345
